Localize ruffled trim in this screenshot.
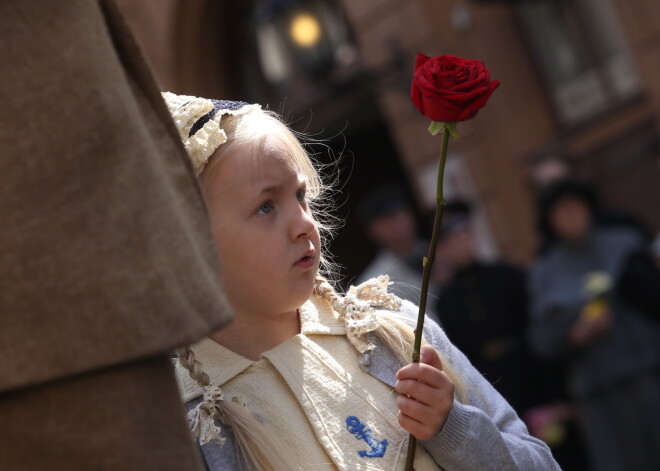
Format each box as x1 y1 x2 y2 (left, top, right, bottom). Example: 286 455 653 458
187 384 226 445
336 275 402 355
161 91 261 175
185 118 227 174
162 92 213 141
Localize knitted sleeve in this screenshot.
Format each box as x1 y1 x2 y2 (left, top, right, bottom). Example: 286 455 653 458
394 300 561 470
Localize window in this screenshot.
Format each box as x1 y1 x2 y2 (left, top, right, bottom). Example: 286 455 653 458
518 0 640 124
252 0 356 89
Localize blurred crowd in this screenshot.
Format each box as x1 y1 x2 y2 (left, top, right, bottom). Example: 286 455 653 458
354 151 660 471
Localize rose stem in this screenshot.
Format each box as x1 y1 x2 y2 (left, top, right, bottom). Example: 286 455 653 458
404 124 450 471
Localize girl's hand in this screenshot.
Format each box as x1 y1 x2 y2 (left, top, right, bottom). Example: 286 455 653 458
395 344 455 440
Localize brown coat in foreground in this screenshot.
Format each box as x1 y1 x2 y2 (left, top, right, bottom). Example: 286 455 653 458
0 1 232 469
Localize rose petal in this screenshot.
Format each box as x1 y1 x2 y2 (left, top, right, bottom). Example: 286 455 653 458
414 53 431 71
410 54 500 122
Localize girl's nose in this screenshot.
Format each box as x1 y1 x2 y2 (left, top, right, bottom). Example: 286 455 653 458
291 203 316 241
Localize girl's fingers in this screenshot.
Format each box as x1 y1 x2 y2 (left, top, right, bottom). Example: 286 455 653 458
396 362 452 391
396 377 438 402
396 407 443 441
396 393 433 421
396 391 452 440
394 345 454 439
395 379 454 412
419 344 443 370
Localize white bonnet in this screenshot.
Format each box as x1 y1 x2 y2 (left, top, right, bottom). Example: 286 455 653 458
161 91 261 175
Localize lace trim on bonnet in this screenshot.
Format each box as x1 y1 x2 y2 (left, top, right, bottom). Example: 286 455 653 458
186 275 401 444
161 91 261 175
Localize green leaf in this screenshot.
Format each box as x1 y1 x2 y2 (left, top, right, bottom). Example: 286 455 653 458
428 121 443 136
445 122 459 139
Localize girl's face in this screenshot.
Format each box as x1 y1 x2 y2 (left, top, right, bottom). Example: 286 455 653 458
203 135 321 319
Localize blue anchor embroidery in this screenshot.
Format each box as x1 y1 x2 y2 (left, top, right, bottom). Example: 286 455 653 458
345 416 388 458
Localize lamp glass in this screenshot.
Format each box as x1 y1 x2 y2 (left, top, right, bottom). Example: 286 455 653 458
289 12 322 47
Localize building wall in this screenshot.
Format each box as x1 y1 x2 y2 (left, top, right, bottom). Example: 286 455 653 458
339 0 660 263
118 0 660 266
614 0 660 107
339 0 558 263
115 0 180 91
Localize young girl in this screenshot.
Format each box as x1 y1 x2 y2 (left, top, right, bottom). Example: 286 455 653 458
162 92 560 471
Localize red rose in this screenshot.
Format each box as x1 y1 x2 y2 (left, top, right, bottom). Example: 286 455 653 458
411 53 500 123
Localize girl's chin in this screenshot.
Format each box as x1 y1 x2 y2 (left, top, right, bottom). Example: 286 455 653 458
289 282 317 309
229 277 318 315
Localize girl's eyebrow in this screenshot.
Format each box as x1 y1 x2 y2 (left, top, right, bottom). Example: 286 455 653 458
251 184 283 203
256 184 283 195
254 176 307 198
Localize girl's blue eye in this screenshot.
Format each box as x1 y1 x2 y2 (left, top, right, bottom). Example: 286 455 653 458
296 189 306 202
256 202 273 215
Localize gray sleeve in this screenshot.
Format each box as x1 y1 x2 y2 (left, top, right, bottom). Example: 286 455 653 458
185 398 239 471
396 301 561 470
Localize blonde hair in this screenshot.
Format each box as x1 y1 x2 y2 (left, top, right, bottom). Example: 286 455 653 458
176 105 464 470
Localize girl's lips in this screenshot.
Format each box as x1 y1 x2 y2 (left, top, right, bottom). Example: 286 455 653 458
294 250 316 269
294 256 315 269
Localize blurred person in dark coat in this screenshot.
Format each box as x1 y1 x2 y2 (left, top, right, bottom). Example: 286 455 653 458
431 200 588 470
0 1 232 469
356 184 429 303
431 201 544 415
529 179 660 471
528 148 652 251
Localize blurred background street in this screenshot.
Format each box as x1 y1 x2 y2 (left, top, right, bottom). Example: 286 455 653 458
116 0 660 283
